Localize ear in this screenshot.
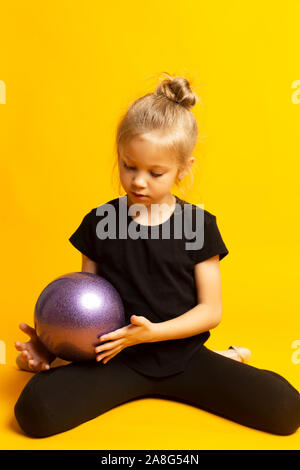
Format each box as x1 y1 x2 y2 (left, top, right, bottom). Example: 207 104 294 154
178 156 195 180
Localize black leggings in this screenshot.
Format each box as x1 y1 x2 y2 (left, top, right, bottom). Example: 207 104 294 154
14 345 300 438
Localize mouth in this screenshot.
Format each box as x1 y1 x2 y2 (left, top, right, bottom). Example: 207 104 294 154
132 192 148 198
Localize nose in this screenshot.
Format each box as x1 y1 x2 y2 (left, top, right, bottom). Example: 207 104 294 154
131 173 147 189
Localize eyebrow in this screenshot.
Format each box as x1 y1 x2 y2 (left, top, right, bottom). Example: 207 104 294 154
123 155 169 170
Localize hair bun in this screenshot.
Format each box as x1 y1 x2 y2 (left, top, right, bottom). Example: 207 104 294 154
154 73 198 109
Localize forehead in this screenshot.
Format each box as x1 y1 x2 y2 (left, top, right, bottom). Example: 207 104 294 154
120 136 174 169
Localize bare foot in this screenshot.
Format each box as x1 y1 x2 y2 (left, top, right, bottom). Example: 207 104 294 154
15 323 56 372
213 349 242 362
213 346 251 363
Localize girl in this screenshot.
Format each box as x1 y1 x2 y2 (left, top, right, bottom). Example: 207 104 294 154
14 74 300 438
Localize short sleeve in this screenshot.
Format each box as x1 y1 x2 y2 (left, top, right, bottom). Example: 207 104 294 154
188 211 229 265
68 209 98 262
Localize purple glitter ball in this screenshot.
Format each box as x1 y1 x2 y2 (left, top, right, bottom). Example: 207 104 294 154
34 272 125 362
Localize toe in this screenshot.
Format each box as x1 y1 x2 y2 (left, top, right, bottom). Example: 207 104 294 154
231 346 251 363
28 359 35 369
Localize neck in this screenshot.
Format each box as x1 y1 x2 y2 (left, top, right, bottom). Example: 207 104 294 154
126 193 176 225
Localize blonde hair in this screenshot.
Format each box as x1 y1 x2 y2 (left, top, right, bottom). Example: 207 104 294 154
112 72 200 196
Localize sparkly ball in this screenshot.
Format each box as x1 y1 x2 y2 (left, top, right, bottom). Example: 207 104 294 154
34 272 125 362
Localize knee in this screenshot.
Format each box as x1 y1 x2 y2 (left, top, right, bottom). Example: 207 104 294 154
14 386 56 438
269 390 300 436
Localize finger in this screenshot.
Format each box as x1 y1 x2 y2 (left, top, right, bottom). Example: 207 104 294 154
95 339 123 353
97 354 110 363
42 363 50 371
35 361 46 372
34 361 45 372
19 323 37 339
16 342 31 354
102 356 111 364
96 348 117 362
15 341 25 351
103 351 119 364
28 359 35 369
21 350 29 359
99 327 127 342
96 347 122 363
28 359 44 371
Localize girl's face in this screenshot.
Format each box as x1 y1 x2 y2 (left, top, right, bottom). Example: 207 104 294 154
118 135 180 206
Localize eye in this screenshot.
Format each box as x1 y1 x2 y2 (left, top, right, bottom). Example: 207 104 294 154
123 162 135 171
122 161 163 178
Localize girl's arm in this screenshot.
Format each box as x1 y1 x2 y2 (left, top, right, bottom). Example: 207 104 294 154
81 254 98 273
150 255 223 342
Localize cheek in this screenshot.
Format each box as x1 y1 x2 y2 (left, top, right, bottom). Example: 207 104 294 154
163 173 176 186
119 168 127 182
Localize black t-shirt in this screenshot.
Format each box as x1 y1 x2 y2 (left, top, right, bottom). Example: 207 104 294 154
68 194 229 378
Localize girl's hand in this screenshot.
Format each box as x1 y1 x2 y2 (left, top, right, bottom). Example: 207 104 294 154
94 315 156 364
15 323 56 372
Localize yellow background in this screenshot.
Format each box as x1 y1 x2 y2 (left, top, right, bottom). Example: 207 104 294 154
0 0 299 450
